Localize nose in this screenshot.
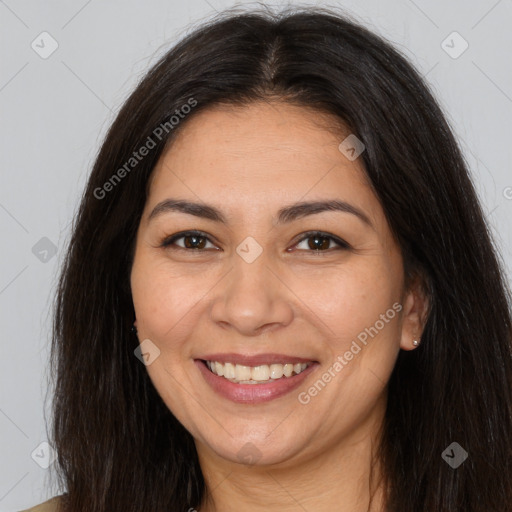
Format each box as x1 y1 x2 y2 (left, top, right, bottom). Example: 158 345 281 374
209 249 294 337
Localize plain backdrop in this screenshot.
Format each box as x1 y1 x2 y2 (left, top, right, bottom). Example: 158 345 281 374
1 0 511 510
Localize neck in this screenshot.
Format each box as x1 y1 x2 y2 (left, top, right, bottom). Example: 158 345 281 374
195 400 387 512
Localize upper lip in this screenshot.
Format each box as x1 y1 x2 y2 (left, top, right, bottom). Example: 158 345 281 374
197 353 317 366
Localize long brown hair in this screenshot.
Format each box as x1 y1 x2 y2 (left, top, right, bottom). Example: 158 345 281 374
48 6 512 511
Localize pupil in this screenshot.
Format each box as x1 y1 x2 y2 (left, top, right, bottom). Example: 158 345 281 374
182 235 330 250
309 236 329 250
185 235 204 249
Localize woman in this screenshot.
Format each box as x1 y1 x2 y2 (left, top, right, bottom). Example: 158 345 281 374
25 5 512 512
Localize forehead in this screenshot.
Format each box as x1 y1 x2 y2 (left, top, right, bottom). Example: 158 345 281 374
145 101 378 223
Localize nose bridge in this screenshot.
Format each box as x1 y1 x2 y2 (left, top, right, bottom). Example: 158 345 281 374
210 243 293 335
232 245 272 295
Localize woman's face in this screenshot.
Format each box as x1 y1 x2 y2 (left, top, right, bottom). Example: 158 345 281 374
130 101 424 467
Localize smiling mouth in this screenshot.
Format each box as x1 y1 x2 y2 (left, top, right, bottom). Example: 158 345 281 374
203 360 313 384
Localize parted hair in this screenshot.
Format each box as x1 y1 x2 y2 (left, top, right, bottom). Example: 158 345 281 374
48 6 512 511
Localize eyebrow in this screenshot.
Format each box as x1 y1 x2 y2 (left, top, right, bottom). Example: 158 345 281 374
147 198 373 228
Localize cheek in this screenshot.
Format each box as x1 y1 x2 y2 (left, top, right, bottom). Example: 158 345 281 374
131 256 208 345
291 259 401 341
130 257 209 412
293 259 403 404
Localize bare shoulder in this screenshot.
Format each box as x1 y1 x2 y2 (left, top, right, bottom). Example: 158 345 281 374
19 495 64 512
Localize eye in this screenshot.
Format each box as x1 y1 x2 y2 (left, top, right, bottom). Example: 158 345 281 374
159 230 350 253
160 230 217 251
292 231 350 252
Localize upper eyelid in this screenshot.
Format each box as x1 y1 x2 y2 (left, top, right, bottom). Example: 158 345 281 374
161 230 349 250
294 232 349 250
162 230 218 247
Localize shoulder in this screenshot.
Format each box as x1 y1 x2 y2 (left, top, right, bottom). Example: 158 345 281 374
19 495 64 512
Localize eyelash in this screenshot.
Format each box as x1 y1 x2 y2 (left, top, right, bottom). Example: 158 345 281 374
159 230 350 254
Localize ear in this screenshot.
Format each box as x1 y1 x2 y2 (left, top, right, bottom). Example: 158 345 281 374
399 275 429 351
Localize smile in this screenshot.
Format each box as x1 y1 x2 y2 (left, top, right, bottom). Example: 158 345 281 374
195 356 318 403
206 360 311 384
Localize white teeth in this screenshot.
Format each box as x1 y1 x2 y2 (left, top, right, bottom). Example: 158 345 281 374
251 365 270 381
235 365 252 381
206 361 309 383
224 362 235 379
215 361 224 377
283 363 293 377
269 364 284 379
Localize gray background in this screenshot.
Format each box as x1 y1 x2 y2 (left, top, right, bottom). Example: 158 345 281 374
1 0 511 510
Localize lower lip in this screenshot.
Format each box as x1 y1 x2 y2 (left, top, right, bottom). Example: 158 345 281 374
195 360 317 404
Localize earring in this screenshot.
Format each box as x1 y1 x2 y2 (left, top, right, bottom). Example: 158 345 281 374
412 339 420 347
131 324 137 334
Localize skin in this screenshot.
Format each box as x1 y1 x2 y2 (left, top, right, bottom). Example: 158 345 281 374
130 101 428 512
